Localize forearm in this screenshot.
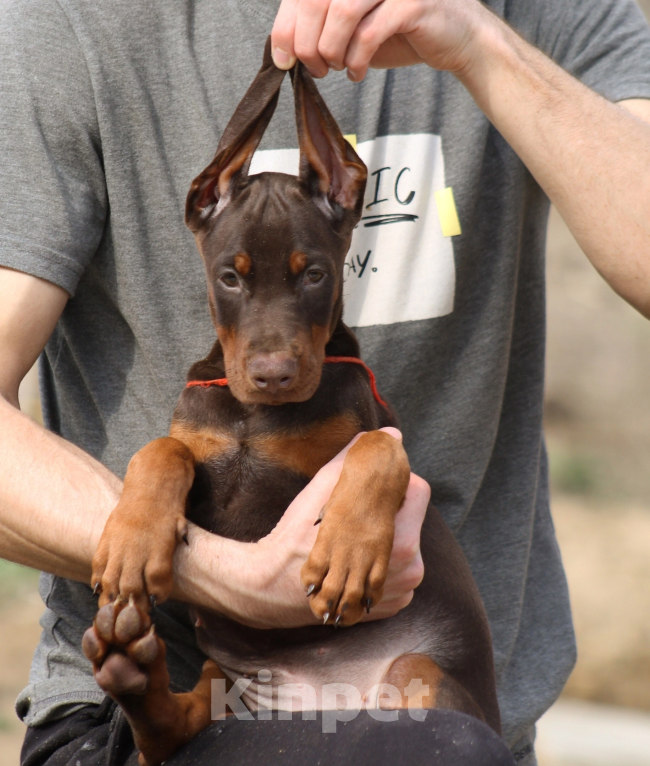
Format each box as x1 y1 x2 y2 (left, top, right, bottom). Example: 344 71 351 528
0 394 121 580
0 388 424 627
0 394 255 615
459 11 650 316
272 0 650 316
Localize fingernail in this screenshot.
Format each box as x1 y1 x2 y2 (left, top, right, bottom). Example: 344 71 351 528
306 66 324 79
272 47 294 69
347 68 360 82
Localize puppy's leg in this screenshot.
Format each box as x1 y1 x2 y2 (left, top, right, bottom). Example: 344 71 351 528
92 437 195 611
302 430 410 625
379 653 486 723
83 598 225 766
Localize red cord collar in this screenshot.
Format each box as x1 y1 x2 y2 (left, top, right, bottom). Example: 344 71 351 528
186 356 388 408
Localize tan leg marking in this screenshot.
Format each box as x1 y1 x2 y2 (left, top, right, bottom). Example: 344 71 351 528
92 437 196 611
381 654 486 723
302 430 411 625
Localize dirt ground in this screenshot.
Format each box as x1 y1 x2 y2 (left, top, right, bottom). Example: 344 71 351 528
0 583 41 765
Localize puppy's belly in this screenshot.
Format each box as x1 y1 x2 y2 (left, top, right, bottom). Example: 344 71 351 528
205 643 412 711
192 605 451 711
238 659 401 711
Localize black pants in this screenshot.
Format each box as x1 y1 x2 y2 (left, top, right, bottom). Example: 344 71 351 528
22 698 516 766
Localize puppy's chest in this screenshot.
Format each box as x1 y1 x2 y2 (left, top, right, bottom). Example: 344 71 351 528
172 411 362 543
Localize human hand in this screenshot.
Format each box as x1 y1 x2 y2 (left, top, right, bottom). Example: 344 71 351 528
181 427 427 630
271 0 499 82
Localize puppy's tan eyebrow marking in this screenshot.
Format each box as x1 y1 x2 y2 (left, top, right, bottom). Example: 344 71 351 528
289 250 308 275
234 253 252 276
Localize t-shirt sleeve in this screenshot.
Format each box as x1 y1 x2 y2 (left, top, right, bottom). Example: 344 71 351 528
505 0 650 102
0 0 107 296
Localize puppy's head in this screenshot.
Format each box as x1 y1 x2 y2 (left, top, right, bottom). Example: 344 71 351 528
185 39 367 405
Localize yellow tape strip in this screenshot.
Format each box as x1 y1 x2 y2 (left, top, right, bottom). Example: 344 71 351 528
435 187 462 237
344 134 357 151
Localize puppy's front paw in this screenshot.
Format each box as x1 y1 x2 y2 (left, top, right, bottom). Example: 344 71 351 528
301 505 394 627
92 504 187 612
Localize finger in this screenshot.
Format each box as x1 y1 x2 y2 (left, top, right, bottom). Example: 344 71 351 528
294 0 331 77
272 0 300 69
345 0 404 81
318 0 382 71
391 472 429 559
378 426 403 442
382 549 424 600
368 33 422 70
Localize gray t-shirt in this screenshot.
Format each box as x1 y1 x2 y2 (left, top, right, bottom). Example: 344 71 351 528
2 0 650 758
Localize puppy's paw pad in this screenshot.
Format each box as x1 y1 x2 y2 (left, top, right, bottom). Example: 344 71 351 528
85 599 160 698
95 652 149 696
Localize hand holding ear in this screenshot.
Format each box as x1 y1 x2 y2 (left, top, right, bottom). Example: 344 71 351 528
271 0 497 82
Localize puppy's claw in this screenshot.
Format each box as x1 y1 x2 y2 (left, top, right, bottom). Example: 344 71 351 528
365 598 372 615
150 595 157 609
182 531 189 546
334 615 342 628
93 582 102 596
323 612 330 625
306 584 315 597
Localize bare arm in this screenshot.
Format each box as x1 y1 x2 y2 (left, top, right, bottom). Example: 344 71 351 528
272 0 650 317
0 267 119 579
459 25 650 318
0 267 425 627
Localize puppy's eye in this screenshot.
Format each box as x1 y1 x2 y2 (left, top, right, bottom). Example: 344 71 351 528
306 269 324 284
221 272 238 287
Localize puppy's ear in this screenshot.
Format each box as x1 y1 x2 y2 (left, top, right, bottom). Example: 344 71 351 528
292 65 367 220
186 37 286 231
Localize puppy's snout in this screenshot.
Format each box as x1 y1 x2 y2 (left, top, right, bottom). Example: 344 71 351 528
248 353 298 394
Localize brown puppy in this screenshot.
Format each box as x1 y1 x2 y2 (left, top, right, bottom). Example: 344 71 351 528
82 39 501 766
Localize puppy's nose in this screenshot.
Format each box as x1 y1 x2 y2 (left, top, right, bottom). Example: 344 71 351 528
248 353 298 394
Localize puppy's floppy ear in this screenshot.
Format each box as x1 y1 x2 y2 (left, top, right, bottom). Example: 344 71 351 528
186 37 286 231
292 64 367 220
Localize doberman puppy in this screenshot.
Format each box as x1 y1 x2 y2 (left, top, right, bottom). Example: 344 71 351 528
82 40 501 766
